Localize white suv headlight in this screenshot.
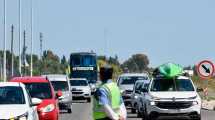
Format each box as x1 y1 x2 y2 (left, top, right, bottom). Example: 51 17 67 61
150 101 156 106
19 116 27 120
41 104 55 113
12 112 28 120
192 101 199 105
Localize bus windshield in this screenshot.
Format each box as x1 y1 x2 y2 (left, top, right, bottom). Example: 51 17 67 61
71 55 96 66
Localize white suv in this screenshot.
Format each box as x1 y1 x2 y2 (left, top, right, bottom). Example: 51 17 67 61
140 76 201 120
70 78 91 102
0 82 41 120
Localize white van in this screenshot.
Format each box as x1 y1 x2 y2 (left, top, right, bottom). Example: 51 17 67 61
45 74 73 113
140 76 201 120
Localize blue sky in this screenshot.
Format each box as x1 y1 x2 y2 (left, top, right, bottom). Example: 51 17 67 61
0 0 215 67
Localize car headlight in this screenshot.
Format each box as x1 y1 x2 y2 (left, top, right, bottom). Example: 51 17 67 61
134 95 138 99
41 104 55 113
192 101 199 105
19 116 27 120
149 94 160 105
63 93 70 98
150 101 156 106
12 112 28 120
120 89 124 93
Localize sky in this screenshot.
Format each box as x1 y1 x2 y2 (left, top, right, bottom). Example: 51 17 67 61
0 0 215 67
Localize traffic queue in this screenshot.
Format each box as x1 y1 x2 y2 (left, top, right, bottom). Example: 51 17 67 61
0 62 203 120
0 74 96 120
119 63 202 120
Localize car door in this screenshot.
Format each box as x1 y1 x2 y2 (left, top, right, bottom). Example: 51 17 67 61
132 82 142 107
137 82 149 112
26 88 39 120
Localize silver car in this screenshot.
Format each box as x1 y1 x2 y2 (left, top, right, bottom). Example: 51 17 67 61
117 73 149 107
131 80 150 114
45 74 73 113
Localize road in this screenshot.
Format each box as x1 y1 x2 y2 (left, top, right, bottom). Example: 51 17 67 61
60 100 215 120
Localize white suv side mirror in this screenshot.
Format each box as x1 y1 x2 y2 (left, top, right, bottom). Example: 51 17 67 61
31 98 42 106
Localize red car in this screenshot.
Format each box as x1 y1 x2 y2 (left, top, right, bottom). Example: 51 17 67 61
10 76 62 120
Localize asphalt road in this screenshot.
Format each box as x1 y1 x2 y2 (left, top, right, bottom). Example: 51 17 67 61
60 100 215 120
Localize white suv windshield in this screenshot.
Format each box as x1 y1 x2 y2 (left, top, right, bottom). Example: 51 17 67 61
151 78 195 92
70 80 88 86
119 76 148 85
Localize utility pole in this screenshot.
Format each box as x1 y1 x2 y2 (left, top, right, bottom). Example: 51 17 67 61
0 57 2 80
3 0 7 82
40 32 43 59
30 0 34 77
11 25 14 77
23 30 26 76
19 0 22 77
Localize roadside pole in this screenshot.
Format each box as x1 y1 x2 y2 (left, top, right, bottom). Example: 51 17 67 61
3 0 7 82
30 0 34 77
19 0 22 76
11 25 14 77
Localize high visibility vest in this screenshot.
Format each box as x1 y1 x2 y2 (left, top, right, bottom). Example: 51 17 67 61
93 82 121 120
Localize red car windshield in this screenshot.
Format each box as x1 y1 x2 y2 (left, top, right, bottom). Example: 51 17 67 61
24 83 52 99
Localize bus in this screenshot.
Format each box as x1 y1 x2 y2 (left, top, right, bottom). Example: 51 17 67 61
69 52 97 84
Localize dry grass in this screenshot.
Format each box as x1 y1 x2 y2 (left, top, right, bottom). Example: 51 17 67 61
192 75 215 100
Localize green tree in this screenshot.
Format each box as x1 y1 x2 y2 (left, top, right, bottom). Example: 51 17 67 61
121 54 149 73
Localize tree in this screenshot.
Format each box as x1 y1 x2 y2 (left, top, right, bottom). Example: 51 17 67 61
121 54 149 73
61 55 68 74
40 50 63 74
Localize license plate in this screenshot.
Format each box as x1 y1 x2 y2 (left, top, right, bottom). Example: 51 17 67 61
169 109 181 113
73 94 81 96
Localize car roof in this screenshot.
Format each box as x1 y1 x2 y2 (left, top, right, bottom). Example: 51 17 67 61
154 75 190 80
0 82 25 87
10 76 49 83
119 73 149 77
43 74 68 81
70 78 87 81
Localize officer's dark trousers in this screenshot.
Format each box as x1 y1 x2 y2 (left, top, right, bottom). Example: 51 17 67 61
96 117 112 120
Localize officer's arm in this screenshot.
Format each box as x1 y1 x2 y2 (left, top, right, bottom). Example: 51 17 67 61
98 88 119 120
119 103 127 120
104 104 119 120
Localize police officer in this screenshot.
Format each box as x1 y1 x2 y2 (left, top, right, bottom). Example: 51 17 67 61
93 65 127 120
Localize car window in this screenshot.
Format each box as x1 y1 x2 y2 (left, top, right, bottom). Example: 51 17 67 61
70 80 88 86
119 76 148 85
24 83 53 99
150 78 195 92
0 86 25 104
51 81 69 91
135 82 143 91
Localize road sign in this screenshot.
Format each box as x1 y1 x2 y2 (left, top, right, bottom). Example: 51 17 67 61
197 60 214 79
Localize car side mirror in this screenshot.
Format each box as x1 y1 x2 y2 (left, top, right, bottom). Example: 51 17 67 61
31 98 42 106
141 88 148 93
56 90 63 99
197 88 203 92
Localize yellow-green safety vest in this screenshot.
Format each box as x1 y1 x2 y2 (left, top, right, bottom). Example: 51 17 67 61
93 82 121 120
